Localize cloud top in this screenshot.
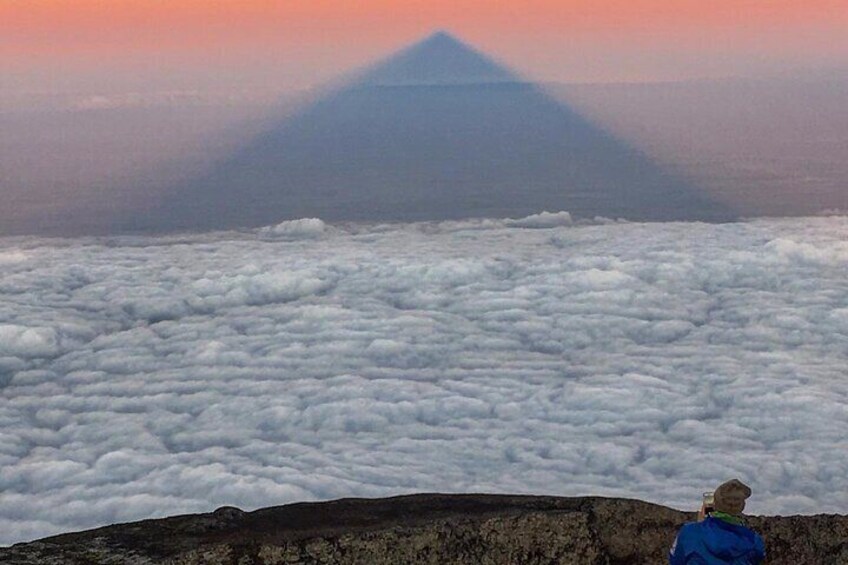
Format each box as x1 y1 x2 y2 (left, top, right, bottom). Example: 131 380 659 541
1 214 847 545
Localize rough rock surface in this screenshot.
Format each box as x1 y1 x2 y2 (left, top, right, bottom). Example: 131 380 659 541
1 494 846 564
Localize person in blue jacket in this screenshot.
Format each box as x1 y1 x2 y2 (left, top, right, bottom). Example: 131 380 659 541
669 479 766 564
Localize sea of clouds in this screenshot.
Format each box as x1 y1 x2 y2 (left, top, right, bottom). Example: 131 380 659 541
1 214 847 545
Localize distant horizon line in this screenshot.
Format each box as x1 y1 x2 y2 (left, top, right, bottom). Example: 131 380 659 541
6 71 846 112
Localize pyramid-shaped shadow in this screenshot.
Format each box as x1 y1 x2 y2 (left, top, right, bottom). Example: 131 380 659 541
133 32 734 232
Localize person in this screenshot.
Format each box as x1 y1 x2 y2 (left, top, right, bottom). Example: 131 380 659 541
669 479 766 564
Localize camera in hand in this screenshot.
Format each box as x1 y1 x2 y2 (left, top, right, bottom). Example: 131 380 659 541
702 492 715 516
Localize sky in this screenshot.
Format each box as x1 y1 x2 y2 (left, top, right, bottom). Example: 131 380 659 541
4 0 848 97
1 214 847 544
3 0 847 232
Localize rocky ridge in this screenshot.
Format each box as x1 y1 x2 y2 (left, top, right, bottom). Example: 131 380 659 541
1 494 846 564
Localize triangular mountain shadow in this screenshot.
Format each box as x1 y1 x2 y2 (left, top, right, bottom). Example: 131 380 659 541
126 32 734 233
358 31 517 86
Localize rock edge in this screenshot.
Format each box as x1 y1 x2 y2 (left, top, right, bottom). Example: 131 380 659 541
2 494 846 564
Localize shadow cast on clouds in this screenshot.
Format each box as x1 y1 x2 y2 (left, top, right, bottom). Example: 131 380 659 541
124 32 734 234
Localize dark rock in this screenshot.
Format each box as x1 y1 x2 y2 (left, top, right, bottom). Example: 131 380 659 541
212 506 245 523
0 494 845 564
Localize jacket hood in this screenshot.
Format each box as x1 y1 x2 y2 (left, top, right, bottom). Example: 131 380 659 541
703 517 761 559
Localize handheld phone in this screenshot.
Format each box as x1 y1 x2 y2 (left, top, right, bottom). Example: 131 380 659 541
702 492 715 515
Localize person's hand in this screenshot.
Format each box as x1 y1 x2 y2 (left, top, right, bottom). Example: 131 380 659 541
697 503 707 522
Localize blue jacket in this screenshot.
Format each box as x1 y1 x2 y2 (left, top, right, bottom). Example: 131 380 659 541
669 516 765 564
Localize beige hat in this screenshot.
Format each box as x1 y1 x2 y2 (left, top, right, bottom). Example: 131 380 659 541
713 479 752 515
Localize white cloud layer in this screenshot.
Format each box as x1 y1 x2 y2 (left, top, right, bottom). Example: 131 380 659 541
1 215 847 545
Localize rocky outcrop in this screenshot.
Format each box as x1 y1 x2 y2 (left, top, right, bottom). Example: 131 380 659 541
1 494 846 564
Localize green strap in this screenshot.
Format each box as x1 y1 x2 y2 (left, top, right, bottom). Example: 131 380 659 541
711 511 745 526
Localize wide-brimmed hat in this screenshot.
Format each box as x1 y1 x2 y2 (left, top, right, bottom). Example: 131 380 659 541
714 479 752 515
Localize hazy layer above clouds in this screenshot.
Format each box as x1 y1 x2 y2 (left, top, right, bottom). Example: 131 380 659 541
1 215 847 545
553 75 848 217
2 75 846 236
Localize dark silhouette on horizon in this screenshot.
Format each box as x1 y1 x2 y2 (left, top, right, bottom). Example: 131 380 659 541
124 31 734 233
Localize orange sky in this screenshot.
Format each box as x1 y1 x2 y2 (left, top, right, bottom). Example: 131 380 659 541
3 0 848 87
